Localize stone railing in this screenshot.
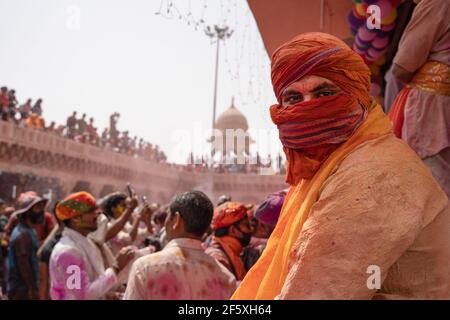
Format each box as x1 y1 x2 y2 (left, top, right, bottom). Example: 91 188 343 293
0 121 287 204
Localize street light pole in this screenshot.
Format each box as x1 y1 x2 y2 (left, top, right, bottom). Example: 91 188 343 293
212 37 220 132
205 25 233 158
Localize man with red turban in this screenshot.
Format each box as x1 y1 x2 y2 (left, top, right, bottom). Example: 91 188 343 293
231 32 450 300
49 192 135 300
205 202 253 281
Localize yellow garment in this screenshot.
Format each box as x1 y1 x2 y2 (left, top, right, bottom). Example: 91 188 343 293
408 61 450 96
231 102 392 300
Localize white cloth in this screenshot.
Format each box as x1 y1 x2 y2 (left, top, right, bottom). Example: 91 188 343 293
49 228 117 300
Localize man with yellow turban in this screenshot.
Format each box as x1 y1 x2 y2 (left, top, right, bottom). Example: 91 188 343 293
49 192 135 300
231 32 450 300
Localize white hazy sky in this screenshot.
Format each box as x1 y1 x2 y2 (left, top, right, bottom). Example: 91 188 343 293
0 0 283 163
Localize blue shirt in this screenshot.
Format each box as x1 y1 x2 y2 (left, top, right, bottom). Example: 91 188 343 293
7 223 39 293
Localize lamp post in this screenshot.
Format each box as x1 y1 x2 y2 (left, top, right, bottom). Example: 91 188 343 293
204 25 233 157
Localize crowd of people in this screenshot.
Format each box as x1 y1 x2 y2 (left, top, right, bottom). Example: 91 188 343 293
0 86 167 164
185 153 287 175
0 187 287 300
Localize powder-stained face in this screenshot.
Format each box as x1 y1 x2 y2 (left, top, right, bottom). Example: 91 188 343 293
74 209 99 232
281 75 341 107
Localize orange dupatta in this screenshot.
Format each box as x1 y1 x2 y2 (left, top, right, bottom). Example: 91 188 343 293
213 235 247 281
231 102 392 300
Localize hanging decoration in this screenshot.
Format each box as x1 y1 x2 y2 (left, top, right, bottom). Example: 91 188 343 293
348 0 403 105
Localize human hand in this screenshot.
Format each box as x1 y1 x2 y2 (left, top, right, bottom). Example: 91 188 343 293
115 246 135 272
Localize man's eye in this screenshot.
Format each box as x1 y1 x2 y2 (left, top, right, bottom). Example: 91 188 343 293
317 91 336 97
284 95 302 104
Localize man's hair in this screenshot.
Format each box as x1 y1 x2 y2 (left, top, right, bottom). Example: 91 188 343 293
169 191 213 237
0 198 5 206
100 192 127 218
144 236 162 252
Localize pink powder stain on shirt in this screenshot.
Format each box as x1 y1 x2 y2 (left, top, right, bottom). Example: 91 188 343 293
149 272 184 300
50 251 89 300
201 277 229 299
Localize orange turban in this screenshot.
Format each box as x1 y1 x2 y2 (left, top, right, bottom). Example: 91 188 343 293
56 191 97 221
269 32 373 185
211 202 248 230
271 32 371 107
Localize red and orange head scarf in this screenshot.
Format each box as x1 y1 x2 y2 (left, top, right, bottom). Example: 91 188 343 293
270 32 372 185
211 201 248 230
56 191 97 221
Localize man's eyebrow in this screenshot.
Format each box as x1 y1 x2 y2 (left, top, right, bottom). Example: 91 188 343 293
282 89 302 97
310 82 338 93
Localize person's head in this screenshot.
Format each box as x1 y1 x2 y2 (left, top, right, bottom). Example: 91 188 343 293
15 192 48 225
211 202 253 247
164 191 214 241
82 113 86 119
72 111 77 116
26 98 32 104
89 117 94 123
151 209 167 234
1 86 7 93
254 189 287 230
56 192 98 236
144 236 162 252
98 192 127 220
271 32 370 108
37 98 42 104
270 32 372 184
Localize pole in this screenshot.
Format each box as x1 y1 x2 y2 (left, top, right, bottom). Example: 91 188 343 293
212 38 220 132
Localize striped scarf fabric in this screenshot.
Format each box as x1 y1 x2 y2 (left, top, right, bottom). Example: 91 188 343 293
270 94 368 184
271 94 367 149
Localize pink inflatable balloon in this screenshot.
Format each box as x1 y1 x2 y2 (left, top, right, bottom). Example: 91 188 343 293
372 36 388 49
368 47 386 59
376 0 393 19
358 26 377 42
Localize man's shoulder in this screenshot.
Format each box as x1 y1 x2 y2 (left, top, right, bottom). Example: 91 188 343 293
339 134 430 179
321 133 448 222
132 248 175 270
51 235 83 259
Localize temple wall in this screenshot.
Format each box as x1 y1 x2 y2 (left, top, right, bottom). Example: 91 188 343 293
0 121 287 205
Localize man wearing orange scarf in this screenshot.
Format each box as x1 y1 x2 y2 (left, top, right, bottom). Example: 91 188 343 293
205 202 252 281
231 32 450 300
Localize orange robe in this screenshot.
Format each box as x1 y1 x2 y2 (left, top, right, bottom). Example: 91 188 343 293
232 105 450 299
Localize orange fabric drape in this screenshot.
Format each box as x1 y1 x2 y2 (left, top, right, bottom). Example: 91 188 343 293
388 87 412 138
213 235 246 281
231 102 392 300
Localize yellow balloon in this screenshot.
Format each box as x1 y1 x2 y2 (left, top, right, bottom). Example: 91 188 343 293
355 3 367 18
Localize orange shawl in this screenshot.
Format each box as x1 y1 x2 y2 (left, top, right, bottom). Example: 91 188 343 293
213 235 246 281
231 102 392 299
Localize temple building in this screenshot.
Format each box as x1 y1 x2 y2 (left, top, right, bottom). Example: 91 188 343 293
211 98 253 161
